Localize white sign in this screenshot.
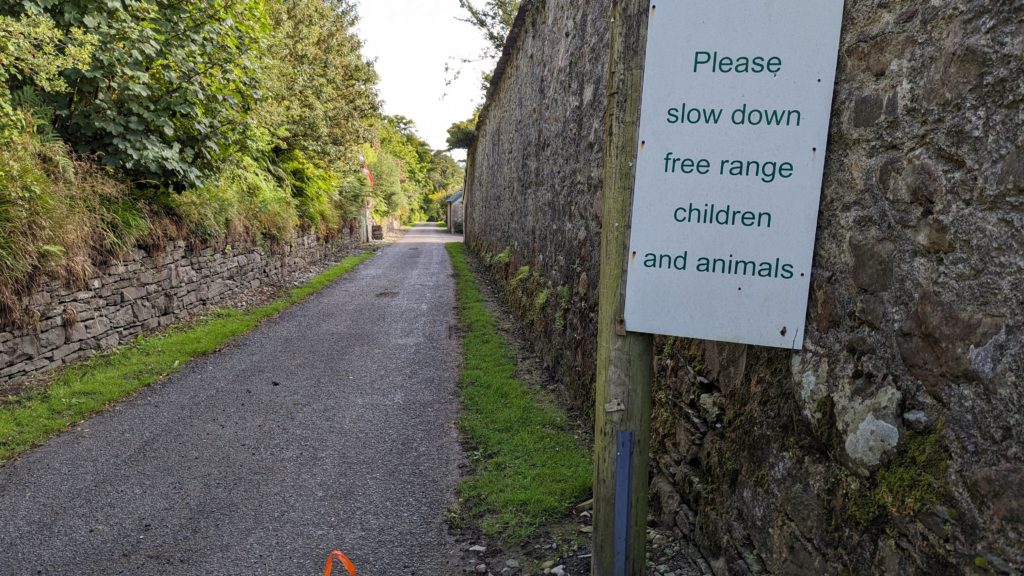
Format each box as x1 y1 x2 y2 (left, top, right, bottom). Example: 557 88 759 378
623 0 845 349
